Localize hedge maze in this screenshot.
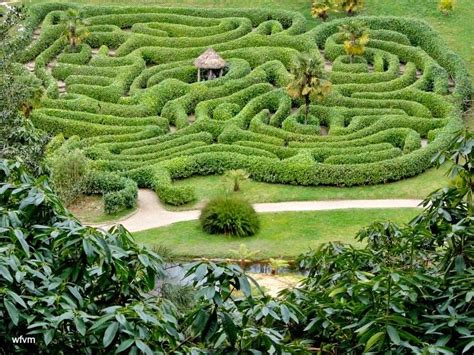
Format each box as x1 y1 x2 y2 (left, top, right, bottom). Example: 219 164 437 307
19 4 471 205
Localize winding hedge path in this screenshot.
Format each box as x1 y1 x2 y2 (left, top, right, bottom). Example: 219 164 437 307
17 4 471 211
96 189 422 232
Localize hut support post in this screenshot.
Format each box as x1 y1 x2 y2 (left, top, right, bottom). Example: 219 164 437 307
197 68 201 82
219 69 223 77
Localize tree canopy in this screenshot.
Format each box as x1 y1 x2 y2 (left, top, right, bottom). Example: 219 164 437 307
1 129 472 353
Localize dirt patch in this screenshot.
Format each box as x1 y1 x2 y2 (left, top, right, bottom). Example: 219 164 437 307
320 125 329 136
57 80 67 94
47 58 57 70
448 76 455 93
324 60 332 72
25 61 35 72
399 63 406 75
33 27 41 40
69 195 104 221
319 49 332 72
70 194 137 224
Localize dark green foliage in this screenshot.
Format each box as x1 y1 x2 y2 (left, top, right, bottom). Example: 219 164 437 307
0 159 303 353
0 6 48 175
182 261 305 353
0 160 178 353
86 170 138 214
0 131 472 353
283 130 474 353
200 195 260 237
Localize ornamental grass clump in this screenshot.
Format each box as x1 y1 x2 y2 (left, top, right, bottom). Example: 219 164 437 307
200 196 260 237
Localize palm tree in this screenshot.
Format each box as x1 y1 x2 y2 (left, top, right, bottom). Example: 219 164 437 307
287 54 331 124
311 0 333 22
268 258 290 275
62 9 88 52
339 21 369 64
224 169 249 192
229 244 260 270
334 0 365 16
438 0 455 15
20 84 43 118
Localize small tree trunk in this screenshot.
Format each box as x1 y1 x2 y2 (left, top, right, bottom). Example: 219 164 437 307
320 12 328 22
348 9 355 17
304 95 310 125
234 180 240 192
350 55 354 64
71 27 77 51
24 105 32 118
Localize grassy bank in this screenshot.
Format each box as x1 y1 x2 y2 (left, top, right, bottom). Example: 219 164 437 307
134 208 420 259
168 166 447 211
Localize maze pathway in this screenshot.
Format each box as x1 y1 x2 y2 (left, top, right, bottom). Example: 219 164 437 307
17 4 470 204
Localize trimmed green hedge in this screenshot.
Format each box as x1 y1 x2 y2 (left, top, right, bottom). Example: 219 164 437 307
17 4 470 205
86 170 138 214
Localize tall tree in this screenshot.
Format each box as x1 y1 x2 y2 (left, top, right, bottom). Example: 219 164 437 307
339 20 369 64
287 54 331 124
62 8 88 51
311 0 333 22
334 0 365 16
0 5 47 174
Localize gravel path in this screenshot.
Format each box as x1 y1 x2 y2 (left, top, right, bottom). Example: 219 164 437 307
94 189 423 232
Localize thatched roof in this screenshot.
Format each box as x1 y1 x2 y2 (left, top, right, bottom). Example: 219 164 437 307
194 48 226 69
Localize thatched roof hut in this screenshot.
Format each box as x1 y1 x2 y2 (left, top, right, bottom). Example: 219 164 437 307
194 48 226 81
194 48 226 69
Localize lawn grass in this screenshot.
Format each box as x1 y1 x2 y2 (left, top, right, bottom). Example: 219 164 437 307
167 165 448 210
133 208 420 259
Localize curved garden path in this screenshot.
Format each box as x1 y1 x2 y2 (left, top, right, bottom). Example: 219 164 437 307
95 189 423 233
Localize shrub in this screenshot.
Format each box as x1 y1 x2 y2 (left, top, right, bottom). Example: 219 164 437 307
86 170 138 214
0 160 177 354
311 0 333 22
334 0 365 16
223 169 249 192
200 195 260 237
48 147 90 205
439 0 455 15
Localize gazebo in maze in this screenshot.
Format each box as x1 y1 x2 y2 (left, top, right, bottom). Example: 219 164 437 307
194 48 226 82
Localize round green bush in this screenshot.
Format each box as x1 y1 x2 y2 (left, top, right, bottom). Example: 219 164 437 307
200 196 260 237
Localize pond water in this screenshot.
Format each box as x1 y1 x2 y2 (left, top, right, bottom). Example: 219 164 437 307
162 260 307 286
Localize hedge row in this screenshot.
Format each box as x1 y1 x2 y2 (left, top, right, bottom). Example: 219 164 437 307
86 170 138 214
17 5 471 205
